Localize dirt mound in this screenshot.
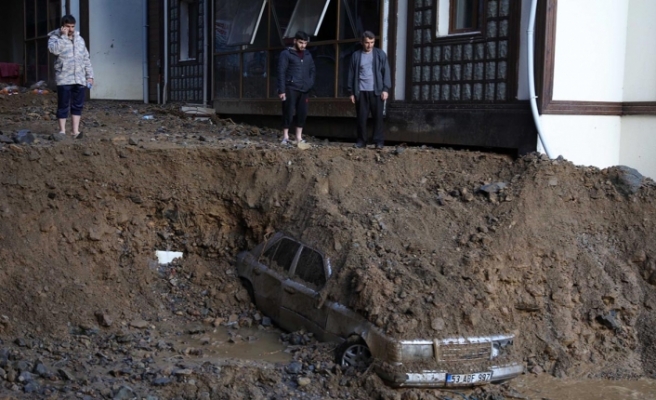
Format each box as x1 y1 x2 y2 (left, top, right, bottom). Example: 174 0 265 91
1 94 656 398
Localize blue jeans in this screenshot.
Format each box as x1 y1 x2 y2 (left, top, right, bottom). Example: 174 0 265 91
56 84 86 118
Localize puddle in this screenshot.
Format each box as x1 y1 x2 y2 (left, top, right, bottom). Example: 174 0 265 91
156 323 292 365
510 374 656 400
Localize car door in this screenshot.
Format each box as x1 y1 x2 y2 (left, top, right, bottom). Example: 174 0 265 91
251 237 300 323
279 245 330 340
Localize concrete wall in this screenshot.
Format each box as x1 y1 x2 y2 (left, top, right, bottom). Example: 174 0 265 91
87 0 145 100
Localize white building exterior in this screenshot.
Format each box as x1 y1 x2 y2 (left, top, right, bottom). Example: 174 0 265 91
527 0 656 179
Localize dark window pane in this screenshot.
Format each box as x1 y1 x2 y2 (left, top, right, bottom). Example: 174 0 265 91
451 0 479 32
244 3 269 49
243 51 267 98
269 50 281 98
48 0 60 33
270 238 300 272
284 0 331 38
226 0 267 46
271 0 296 47
37 38 48 82
295 247 325 288
26 0 36 39
340 0 380 40
338 42 360 96
37 0 48 37
215 0 243 52
214 54 240 98
312 0 337 42
308 44 335 97
25 41 36 83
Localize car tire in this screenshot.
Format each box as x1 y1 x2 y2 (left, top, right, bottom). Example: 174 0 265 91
335 336 372 370
240 278 256 306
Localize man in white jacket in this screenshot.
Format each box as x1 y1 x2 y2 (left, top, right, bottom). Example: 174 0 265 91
48 14 94 139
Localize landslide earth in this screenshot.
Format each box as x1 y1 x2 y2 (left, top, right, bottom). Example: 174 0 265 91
0 93 655 399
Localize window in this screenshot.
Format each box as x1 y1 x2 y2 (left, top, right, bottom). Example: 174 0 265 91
227 0 267 46
436 0 480 37
283 0 331 38
180 0 198 61
294 247 326 288
263 238 300 272
450 0 479 34
24 0 60 84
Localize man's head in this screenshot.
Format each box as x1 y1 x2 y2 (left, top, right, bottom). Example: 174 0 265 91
293 31 309 51
61 15 76 36
361 31 376 53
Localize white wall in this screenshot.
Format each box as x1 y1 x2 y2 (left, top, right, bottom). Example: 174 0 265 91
88 0 144 100
540 115 621 169
552 0 628 102
620 117 656 179
623 0 656 101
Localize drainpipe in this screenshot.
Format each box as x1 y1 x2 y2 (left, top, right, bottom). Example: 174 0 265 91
527 0 553 158
163 0 169 104
143 0 149 104
202 0 208 106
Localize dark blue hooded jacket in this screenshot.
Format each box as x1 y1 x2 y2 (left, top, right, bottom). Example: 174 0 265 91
277 48 316 94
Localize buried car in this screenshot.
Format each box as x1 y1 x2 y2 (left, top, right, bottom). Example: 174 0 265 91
236 232 524 387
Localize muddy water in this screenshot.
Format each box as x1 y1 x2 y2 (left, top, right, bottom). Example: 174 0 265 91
510 375 656 400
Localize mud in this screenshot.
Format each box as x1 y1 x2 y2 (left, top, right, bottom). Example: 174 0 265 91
0 92 655 398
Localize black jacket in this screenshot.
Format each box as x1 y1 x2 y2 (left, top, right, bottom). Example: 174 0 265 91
277 48 316 94
347 47 391 98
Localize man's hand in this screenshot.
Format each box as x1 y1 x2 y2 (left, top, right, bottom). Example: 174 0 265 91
279 93 286 101
60 26 69 36
381 91 388 101
350 95 355 104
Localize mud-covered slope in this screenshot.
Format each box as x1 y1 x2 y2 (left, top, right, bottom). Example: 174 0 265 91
1 97 655 384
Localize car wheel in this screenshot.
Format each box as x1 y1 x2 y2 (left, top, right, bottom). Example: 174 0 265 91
336 337 372 369
240 278 256 306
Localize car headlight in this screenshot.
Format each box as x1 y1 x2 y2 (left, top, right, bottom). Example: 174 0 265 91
491 338 513 359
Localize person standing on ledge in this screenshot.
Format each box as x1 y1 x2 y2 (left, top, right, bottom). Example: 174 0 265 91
347 31 391 149
277 31 315 145
48 14 94 139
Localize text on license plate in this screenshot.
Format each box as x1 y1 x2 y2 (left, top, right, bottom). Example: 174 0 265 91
446 372 492 384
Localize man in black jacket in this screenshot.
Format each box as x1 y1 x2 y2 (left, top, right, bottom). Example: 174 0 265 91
277 31 316 145
347 31 392 149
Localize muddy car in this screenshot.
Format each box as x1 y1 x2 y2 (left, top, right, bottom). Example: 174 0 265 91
236 232 524 387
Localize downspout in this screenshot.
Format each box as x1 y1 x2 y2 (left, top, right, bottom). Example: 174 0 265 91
163 0 169 104
143 0 149 104
202 0 208 106
527 0 553 158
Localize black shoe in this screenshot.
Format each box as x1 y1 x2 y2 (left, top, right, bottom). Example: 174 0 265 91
353 142 365 148
375 143 384 149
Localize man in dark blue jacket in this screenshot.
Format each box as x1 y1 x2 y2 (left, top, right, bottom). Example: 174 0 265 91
347 31 392 149
277 31 316 145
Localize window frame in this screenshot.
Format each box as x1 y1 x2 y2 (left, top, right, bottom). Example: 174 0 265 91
283 0 331 38
226 0 268 46
435 0 481 38
179 0 199 61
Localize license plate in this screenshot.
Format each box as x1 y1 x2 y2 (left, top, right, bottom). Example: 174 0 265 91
446 372 492 384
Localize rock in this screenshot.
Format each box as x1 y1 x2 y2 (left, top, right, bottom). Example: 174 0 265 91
0 134 13 144
129 137 139 145
33 362 49 377
153 377 171 386
610 165 643 195
17 371 33 383
297 377 311 386
530 365 544 374
478 182 507 194
430 317 445 331
0 367 5 380
95 311 113 327
13 130 35 144
58 368 75 381
286 361 303 374
597 311 621 331
130 320 149 329
23 381 39 394
113 385 135 400
173 368 193 376
261 317 272 327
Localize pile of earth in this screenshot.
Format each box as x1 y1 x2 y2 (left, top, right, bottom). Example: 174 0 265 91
0 92 655 398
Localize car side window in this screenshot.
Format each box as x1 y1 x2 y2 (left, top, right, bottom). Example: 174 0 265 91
264 238 299 273
294 247 326 289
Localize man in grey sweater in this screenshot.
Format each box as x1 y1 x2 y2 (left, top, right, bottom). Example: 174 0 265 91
347 31 392 149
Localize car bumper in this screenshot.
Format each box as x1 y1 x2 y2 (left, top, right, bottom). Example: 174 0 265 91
377 362 525 388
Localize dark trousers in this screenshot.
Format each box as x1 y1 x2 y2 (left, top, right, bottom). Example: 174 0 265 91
355 91 384 145
56 84 86 119
281 90 309 129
